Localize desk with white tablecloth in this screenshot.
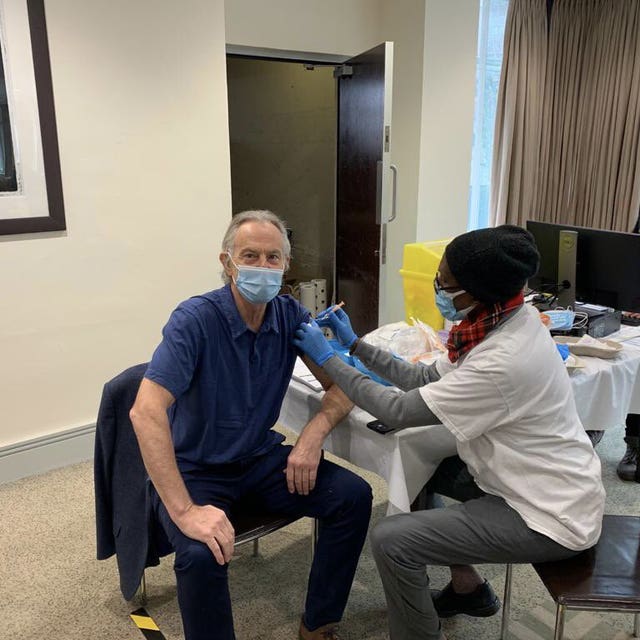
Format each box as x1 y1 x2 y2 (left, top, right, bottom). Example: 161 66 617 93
278 332 640 514
610 326 640 413
568 327 640 426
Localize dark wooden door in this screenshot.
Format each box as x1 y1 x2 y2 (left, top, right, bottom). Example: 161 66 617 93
336 43 393 335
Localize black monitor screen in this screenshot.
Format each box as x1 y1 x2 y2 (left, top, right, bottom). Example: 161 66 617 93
526 220 640 312
526 221 561 294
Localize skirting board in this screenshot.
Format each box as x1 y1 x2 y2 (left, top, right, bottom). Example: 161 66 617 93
0 423 95 485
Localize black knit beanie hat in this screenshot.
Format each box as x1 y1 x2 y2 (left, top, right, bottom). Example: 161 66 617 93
444 225 540 304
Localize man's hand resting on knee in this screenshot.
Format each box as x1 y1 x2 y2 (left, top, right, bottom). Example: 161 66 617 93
286 439 323 495
176 504 236 565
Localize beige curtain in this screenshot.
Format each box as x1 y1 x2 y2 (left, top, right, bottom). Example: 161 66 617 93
490 0 640 232
490 0 548 228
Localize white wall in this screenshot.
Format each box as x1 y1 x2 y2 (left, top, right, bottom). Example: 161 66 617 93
225 0 385 56
417 0 480 242
0 0 231 450
378 0 428 324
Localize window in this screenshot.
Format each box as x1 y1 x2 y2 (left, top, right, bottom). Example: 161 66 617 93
467 0 509 230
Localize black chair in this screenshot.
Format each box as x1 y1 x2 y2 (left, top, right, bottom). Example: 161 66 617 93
94 363 316 603
500 515 640 640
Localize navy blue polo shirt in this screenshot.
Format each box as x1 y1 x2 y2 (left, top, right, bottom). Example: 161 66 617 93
145 285 311 471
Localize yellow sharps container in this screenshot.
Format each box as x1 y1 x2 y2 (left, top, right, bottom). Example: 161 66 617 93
399 239 451 330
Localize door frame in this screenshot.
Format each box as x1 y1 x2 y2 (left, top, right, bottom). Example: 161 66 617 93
226 44 346 313
225 43 392 327
226 44 347 65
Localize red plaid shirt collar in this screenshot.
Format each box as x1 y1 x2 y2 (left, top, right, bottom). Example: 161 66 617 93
446 292 525 363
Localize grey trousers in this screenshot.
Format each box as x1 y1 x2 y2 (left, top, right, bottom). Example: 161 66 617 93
370 456 580 640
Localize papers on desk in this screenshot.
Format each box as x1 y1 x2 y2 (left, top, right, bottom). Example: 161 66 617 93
554 335 623 359
565 354 585 369
293 358 323 392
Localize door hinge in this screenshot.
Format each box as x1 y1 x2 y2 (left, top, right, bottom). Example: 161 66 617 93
384 126 391 152
333 65 353 79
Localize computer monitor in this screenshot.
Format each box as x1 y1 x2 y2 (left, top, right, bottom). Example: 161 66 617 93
526 220 640 312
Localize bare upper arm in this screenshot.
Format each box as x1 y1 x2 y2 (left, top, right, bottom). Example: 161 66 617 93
300 354 354 423
131 377 176 421
302 355 334 391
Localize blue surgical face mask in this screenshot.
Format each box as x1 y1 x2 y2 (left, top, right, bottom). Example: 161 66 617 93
228 254 283 304
435 288 474 322
544 309 575 331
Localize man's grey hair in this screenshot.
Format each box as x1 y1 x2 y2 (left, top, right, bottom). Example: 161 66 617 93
221 210 291 284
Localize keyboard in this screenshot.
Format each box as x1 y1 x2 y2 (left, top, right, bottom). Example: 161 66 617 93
621 311 640 326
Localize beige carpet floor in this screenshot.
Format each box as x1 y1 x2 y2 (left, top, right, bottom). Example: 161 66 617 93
1 423 638 640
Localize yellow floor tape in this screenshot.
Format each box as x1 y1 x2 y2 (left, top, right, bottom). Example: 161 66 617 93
129 607 166 639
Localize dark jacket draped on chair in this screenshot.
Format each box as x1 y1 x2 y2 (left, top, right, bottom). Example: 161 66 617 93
94 363 171 600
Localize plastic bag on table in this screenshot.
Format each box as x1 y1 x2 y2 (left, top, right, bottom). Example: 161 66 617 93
362 318 446 364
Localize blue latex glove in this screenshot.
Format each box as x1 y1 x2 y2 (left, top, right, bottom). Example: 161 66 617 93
293 320 335 366
328 338 393 386
315 307 358 348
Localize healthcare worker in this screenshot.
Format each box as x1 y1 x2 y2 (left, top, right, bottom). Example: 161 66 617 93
293 225 605 640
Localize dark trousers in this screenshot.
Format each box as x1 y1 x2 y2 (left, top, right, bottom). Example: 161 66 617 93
371 455 576 640
624 414 640 482
153 445 372 640
626 413 640 438
423 454 486 507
